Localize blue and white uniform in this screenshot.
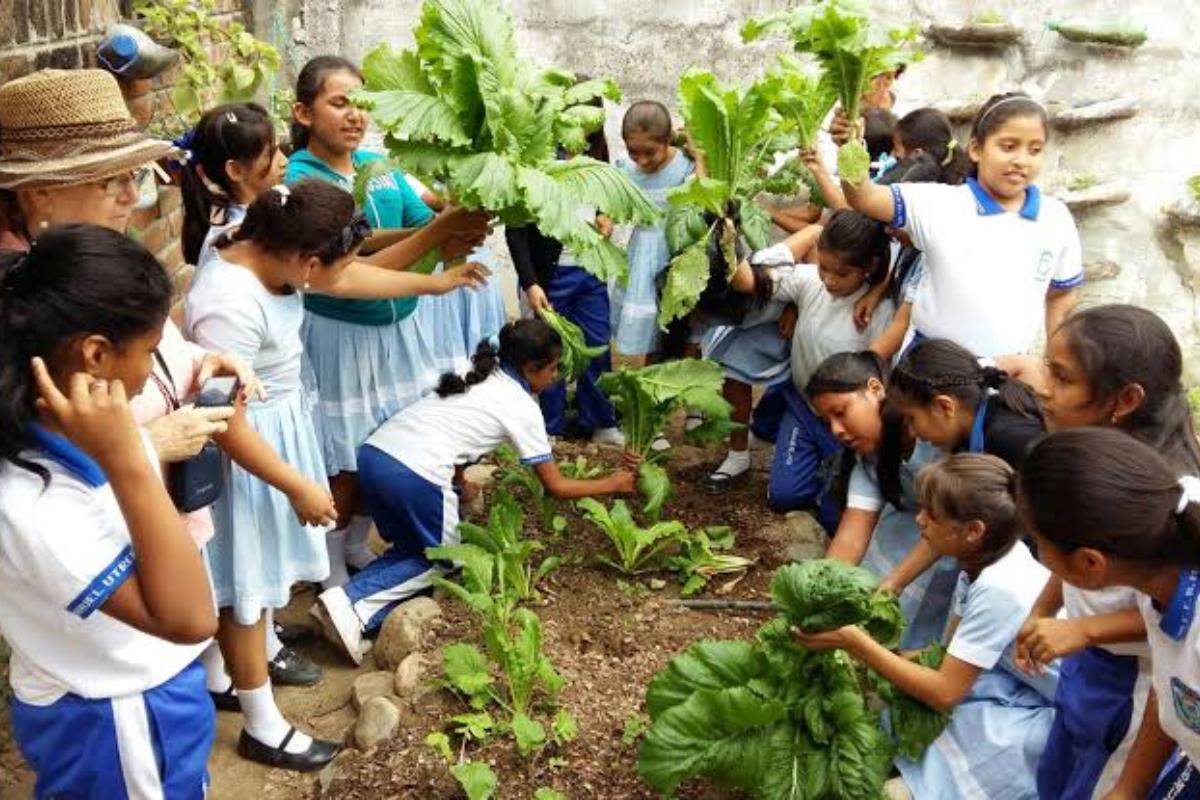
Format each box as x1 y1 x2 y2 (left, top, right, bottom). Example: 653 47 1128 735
762 261 893 530
196 202 246 270
897 541 1059 800
0 428 213 799
1138 568 1200 800
186 254 331 624
348 366 553 630
610 149 694 356
890 177 1083 357
851 440 960 650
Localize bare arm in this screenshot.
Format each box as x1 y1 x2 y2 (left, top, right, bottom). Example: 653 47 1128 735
358 228 417 255
870 301 913 360
769 205 822 233
801 149 847 211
730 225 824 294
826 507 881 565
841 175 896 223
308 259 488 300
534 460 635 499
1104 692 1177 799
880 534 940 595
1045 286 1079 340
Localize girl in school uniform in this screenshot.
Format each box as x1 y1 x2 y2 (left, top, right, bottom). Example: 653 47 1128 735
186 179 487 769
1017 305 1200 800
0 226 217 798
312 319 637 664
797 453 1058 800
889 337 1045 469
611 100 695 360
1019 429 1200 800
806 351 960 649
717 211 894 526
287 55 491 590
841 92 1084 359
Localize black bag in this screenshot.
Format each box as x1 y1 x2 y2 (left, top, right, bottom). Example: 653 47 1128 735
151 352 225 513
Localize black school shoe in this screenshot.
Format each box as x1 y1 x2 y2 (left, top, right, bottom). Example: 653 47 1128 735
268 646 323 687
209 685 240 713
274 620 316 646
701 469 748 495
237 728 341 772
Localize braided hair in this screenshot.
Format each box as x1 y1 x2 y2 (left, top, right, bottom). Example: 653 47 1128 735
891 338 1041 420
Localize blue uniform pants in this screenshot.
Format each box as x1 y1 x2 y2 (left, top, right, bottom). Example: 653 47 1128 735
766 382 844 533
749 381 789 443
538 265 617 435
10 660 213 800
349 444 459 631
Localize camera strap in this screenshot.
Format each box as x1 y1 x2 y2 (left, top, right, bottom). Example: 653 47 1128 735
150 349 181 412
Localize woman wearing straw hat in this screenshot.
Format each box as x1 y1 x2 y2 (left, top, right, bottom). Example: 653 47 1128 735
0 69 341 775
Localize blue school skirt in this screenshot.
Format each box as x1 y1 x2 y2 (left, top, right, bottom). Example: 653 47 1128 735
10 660 214 799
416 246 508 376
610 226 668 356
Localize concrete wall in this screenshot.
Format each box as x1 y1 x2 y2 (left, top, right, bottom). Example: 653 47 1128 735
271 0 1200 372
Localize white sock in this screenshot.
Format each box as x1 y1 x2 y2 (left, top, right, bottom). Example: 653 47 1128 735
263 608 284 662
322 527 350 590
238 681 313 754
201 641 232 694
715 449 751 477
344 516 377 570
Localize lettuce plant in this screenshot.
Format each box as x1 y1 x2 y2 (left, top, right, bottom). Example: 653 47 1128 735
355 0 660 283
577 498 688 575
540 308 608 383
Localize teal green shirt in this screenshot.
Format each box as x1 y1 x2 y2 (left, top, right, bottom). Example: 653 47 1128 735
285 149 436 326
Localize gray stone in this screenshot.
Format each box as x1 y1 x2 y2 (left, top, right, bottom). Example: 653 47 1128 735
1062 182 1132 212
756 511 827 566
351 670 395 712
374 597 443 671
926 22 1023 48
394 652 428 696
354 696 401 750
1052 97 1140 132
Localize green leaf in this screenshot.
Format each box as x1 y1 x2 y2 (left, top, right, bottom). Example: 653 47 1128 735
356 87 472 147
511 712 547 756
451 711 497 741
657 236 711 329
552 708 579 743
450 761 498 800
425 731 454 763
772 559 896 637
561 104 606 132
362 42 435 95
741 202 774 253
665 205 710 255
564 76 622 106
443 643 494 697
637 461 672 521
543 157 661 227
645 640 766 718
533 789 568 800
837 141 871 186
541 307 608 382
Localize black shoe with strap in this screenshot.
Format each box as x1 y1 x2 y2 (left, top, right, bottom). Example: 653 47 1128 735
237 728 341 772
209 685 240 713
268 646 322 687
702 469 748 495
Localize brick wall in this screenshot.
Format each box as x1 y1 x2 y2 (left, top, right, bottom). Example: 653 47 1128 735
0 0 248 283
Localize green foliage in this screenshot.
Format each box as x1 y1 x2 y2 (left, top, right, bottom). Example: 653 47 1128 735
870 643 950 759
457 490 560 604
559 454 605 480
637 563 936 798
356 0 660 283
772 560 903 648
636 461 672 521
1067 174 1100 192
540 308 608 382
496 461 560 533
577 498 688 574
768 55 839 151
426 731 455 762
1047 19 1148 47
667 526 755 596
837 141 871 186
1188 176 1200 204
450 761 498 800
533 789 568 800
133 0 281 136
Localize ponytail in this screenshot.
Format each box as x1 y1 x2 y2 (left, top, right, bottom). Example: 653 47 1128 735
221 180 365 264
1019 428 1200 566
893 108 971 186
892 338 1041 420
437 341 500 397
436 319 562 398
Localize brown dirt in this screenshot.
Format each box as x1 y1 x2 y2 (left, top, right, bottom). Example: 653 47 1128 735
0 431 824 800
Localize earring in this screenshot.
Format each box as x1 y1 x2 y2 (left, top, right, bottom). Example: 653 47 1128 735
38 220 49 230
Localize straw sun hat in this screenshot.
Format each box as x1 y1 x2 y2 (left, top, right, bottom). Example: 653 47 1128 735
0 69 176 190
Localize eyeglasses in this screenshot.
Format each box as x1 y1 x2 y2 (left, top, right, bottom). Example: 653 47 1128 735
97 167 155 199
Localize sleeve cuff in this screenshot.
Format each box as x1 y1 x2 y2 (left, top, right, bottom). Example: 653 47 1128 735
890 185 908 229
1050 273 1085 291
947 639 1002 670
847 493 884 513
66 545 135 619
521 454 553 466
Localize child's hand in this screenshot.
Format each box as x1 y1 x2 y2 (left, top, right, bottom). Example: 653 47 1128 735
526 284 553 315
433 205 491 244
1016 616 1088 673
31 357 145 473
777 303 799 340
595 214 614 239
288 480 337 528
829 107 852 146
853 283 887 332
439 261 491 293
799 147 825 175
147 405 234 463
196 352 266 402
620 449 643 471
610 469 637 495
793 624 864 652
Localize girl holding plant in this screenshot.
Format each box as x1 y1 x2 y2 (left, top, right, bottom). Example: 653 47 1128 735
611 101 695 362
313 319 637 665
286 55 492 591
840 92 1083 359
805 351 959 650
796 453 1057 800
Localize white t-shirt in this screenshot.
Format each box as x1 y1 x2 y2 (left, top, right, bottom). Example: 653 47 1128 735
1140 573 1200 764
892 179 1083 358
1063 585 1150 658
0 430 207 705
365 368 552 487
949 542 1050 678
769 264 894 392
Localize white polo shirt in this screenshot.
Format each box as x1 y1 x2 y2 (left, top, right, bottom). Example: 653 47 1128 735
1139 570 1200 764
891 179 1083 358
365 366 553 487
0 427 208 705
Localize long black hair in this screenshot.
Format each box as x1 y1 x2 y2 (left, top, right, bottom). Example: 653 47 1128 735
819 209 891 286
0 225 172 481
1054 304 1200 474
1020 428 1200 567
217 179 366 265
179 102 276 265
291 55 363 150
894 108 972 185
437 319 562 397
805 350 908 509
892 338 1042 422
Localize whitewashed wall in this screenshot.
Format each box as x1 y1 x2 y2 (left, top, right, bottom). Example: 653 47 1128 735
265 0 1200 375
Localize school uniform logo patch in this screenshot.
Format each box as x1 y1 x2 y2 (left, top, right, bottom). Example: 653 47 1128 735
1170 677 1200 734
1034 250 1054 281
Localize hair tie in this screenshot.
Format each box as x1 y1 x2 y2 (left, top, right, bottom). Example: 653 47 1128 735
941 139 958 166
979 366 1008 390
272 184 291 205
1177 476 1200 514
172 128 198 164
976 96 1043 131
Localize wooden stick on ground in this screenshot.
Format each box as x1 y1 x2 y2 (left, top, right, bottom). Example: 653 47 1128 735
670 599 775 612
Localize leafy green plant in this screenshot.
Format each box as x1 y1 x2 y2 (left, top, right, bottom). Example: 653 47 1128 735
451 761 498 800
869 642 950 759
559 454 605 480
1188 176 1200 205
577 498 687 575
355 0 660 283
533 789 568 800
598 359 736 518
541 308 608 382
772 560 903 647
455 490 560 603
133 0 281 135
637 559 946 798
743 0 921 185
496 461 566 534
667 526 755 596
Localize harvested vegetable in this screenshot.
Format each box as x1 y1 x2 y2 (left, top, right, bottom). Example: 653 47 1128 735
539 307 607 382
1048 19 1147 48
870 643 951 759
